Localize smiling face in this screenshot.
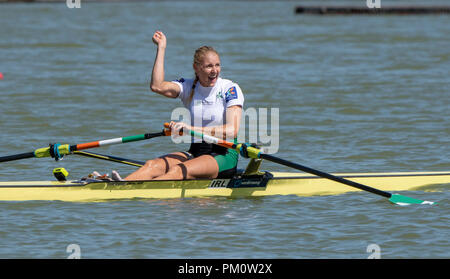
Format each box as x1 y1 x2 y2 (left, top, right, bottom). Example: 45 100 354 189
193 49 221 87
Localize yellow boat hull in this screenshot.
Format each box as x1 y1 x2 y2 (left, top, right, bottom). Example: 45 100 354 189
0 171 448 202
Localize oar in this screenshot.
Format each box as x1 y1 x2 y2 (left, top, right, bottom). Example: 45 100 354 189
0 129 171 163
72 151 145 167
164 123 435 205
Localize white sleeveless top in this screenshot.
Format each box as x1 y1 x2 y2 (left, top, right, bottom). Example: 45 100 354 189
172 77 244 129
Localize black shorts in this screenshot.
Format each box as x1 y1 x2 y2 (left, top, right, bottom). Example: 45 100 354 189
187 142 238 178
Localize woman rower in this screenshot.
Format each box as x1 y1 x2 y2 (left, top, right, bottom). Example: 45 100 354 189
107 31 244 181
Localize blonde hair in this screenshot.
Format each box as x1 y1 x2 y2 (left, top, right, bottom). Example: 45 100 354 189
188 46 219 105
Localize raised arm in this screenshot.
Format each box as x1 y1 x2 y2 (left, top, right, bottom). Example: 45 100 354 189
150 31 181 98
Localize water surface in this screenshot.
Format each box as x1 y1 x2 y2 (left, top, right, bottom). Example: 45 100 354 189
0 1 449 258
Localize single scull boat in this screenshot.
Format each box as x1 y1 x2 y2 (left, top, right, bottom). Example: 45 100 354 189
0 169 448 202
0 124 446 204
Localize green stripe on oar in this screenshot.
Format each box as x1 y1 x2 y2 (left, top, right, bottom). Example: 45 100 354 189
122 134 149 143
167 123 436 206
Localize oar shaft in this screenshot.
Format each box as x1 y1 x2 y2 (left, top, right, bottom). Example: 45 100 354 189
0 152 35 163
260 153 392 198
168 123 392 199
0 130 169 163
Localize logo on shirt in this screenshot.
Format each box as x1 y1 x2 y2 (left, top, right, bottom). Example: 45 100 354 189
174 78 185 83
225 86 238 102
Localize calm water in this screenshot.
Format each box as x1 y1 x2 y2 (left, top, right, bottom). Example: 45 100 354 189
0 1 449 259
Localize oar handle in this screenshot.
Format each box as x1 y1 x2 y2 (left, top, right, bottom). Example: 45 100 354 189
163 122 259 154
163 123 193 137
